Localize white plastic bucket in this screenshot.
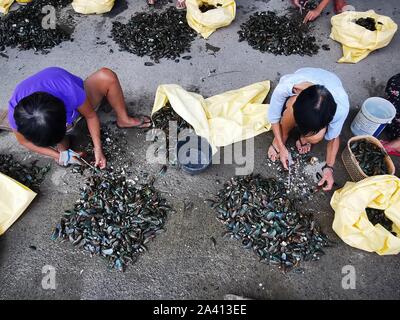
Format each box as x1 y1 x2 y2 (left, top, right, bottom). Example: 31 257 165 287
350 97 396 137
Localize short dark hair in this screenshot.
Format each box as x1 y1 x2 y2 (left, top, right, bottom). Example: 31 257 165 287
293 85 337 137
14 92 66 147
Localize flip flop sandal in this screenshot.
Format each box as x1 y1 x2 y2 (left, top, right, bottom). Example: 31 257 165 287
116 115 152 130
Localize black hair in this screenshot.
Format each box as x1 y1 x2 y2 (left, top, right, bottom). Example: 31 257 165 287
293 85 337 137
14 92 66 147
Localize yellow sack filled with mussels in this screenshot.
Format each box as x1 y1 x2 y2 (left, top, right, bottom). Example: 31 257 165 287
330 10 398 63
331 175 400 255
186 0 236 39
152 81 271 153
0 172 36 236
72 0 115 14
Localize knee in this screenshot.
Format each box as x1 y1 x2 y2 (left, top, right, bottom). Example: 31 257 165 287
98 67 118 84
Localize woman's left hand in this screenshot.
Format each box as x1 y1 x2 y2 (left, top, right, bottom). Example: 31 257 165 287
94 148 107 169
318 167 334 191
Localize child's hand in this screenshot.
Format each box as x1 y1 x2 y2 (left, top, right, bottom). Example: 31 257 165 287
94 148 107 169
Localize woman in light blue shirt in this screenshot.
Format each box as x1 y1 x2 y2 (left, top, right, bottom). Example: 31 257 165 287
267 68 349 191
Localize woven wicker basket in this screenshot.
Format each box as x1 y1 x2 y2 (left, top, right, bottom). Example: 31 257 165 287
341 135 395 182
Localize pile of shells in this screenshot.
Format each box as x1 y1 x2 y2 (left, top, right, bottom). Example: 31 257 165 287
51 168 172 271
366 208 397 236
72 123 129 175
355 17 379 31
0 154 50 192
209 174 332 272
0 0 72 53
350 140 388 176
111 7 197 63
238 10 319 56
199 4 218 12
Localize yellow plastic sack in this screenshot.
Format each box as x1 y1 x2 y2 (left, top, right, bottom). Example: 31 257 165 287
152 81 271 153
72 0 115 14
330 10 398 63
0 0 32 14
186 0 236 39
331 175 400 255
0 172 36 235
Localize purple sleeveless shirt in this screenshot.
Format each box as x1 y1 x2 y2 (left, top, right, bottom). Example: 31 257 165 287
8 67 86 130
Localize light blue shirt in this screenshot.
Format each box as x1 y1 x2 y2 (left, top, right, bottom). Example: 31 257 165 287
267 68 350 140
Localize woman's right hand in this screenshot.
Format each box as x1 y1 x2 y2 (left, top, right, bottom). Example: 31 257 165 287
279 145 289 170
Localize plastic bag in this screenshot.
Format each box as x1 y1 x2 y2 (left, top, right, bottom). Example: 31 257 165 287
330 10 398 63
0 173 36 235
186 0 236 39
152 81 271 153
331 175 400 255
0 0 32 14
72 0 115 14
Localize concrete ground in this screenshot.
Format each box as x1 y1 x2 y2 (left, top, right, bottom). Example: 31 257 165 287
1 0 400 300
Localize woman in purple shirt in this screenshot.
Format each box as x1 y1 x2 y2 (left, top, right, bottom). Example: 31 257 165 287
8 67 151 168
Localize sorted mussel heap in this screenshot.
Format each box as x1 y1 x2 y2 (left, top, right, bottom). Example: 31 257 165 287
238 10 319 56
0 0 72 53
350 140 388 176
111 7 197 63
366 208 397 236
0 153 50 192
52 168 172 271
355 17 380 31
209 175 332 272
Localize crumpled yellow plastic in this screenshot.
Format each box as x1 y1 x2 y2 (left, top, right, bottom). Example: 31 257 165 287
186 0 236 39
152 81 271 153
72 0 114 14
331 175 400 255
0 0 33 14
0 173 36 236
330 10 398 63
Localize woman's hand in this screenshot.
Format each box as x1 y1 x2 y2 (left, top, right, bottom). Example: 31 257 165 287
318 167 334 191
94 148 107 169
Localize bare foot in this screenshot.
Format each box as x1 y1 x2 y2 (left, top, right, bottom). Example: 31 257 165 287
334 0 347 13
117 115 152 129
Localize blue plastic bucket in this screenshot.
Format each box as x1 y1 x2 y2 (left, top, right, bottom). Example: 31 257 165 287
176 134 212 175
350 97 396 137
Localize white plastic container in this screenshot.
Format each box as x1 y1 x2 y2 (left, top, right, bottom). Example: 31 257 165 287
350 97 396 137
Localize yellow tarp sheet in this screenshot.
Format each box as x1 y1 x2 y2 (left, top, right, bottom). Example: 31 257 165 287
72 0 114 14
0 172 36 235
331 175 400 255
152 81 271 153
186 0 236 39
330 10 398 63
